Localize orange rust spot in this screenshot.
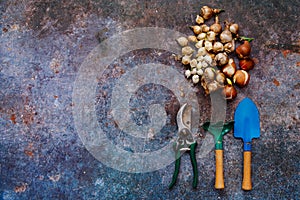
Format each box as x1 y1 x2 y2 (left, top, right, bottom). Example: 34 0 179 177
22 112 34 125
14 183 27 193
21 96 35 125
252 58 259 64
24 150 34 157
24 143 34 157
10 114 17 124
54 95 59 99
273 79 280 86
281 50 291 58
297 62 300 67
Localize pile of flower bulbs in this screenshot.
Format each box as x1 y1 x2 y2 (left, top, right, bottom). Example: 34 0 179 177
176 6 255 100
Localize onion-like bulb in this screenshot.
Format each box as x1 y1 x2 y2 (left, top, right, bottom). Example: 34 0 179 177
210 15 222 34
220 24 233 44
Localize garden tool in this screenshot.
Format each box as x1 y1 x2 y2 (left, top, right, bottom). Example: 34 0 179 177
202 121 234 189
234 97 260 190
169 103 198 189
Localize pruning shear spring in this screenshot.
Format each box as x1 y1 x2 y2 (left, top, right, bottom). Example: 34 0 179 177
169 103 198 189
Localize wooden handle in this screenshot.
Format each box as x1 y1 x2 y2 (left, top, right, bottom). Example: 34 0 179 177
242 151 252 190
215 150 224 189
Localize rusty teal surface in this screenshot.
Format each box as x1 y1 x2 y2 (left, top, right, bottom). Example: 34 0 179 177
0 0 299 199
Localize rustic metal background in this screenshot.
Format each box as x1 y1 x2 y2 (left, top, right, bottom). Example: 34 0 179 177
0 0 299 199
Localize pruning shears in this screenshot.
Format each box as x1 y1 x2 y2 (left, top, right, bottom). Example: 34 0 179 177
169 103 198 189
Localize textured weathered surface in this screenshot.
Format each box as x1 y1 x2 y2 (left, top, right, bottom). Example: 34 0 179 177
0 0 299 199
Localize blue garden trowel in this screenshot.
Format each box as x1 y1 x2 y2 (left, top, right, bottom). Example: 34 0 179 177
234 97 260 190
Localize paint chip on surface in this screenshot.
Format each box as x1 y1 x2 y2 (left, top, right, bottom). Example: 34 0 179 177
14 183 27 193
273 78 280 86
48 174 61 182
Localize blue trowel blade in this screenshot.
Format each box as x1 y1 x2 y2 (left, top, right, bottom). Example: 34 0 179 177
234 97 260 144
